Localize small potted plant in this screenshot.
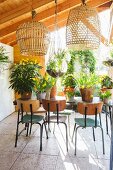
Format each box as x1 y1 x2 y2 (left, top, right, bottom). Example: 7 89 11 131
36 73 56 100
9 59 42 99
62 74 77 99
99 90 112 104
76 72 100 102
101 75 113 90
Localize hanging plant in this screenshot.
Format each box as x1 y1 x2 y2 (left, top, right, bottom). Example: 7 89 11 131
103 59 113 67
47 49 67 78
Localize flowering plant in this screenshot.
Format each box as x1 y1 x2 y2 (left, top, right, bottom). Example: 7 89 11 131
76 72 101 89
36 73 56 93
9 59 42 94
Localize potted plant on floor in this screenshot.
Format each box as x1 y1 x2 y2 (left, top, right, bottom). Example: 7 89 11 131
76 72 100 102
9 59 42 99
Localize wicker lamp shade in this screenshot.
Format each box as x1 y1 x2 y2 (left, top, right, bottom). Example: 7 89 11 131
66 4 100 50
16 21 50 56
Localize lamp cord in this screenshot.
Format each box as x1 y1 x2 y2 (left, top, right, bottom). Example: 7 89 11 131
81 0 86 5
31 0 36 19
54 0 58 31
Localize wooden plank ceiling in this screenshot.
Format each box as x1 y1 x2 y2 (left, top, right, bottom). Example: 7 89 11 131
0 0 112 46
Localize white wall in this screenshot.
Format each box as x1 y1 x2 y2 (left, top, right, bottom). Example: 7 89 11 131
0 43 15 121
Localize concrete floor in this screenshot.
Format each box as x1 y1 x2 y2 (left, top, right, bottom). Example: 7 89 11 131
0 111 111 170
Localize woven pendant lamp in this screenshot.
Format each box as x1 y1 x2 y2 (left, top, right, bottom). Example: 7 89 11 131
66 0 100 50
16 9 50 56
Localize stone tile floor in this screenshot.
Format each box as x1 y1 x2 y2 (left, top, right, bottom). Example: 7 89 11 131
0 111 111 170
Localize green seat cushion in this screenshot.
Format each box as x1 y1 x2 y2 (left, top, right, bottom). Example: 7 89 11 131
21 114 44 123
53 109 74 115
74 118 100 127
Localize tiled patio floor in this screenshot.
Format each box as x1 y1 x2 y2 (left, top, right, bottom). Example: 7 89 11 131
0 111 111 170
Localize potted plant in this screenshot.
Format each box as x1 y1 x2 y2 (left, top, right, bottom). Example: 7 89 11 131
47 49 67 78
9 59 42 99
99 90 112 104
101 75 113 90
35 73 56 100
76 72 100 102
61 74 77 100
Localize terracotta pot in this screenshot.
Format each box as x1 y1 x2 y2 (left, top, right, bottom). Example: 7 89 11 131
21 92 32 99
80 88 93 103
64 87 75 94
50 85 57 98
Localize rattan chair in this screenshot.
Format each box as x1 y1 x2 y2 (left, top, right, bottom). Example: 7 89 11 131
72 102 105 155
15 99 48 151
42 99 69 151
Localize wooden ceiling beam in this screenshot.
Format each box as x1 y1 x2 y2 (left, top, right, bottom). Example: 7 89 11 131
0 0 54 24
0 0 110 38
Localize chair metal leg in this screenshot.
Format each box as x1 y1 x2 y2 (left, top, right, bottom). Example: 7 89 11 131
106 112 108 134
99 126 105 154
68 115 70 136
26 123 29 136
72 123 76 142
99 113 102 126
75 126 81 155
44 123 48 139
62 122 68 152
92 127 95 141
15 122 19 147
29 123 33 135
39 123 43 151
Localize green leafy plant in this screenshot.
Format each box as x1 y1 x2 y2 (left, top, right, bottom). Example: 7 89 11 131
36 73 56 93
9 59 42 94
0 46 10 63
47 49 67 77
101 75 113 89
76 72 100 89
62 74 77 88
99 90 112 100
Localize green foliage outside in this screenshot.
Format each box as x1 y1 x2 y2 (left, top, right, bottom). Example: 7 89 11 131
68 50 96 74
0 46 10 63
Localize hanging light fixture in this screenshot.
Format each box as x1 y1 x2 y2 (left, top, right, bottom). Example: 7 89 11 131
16 3 50 56
66 0 101 50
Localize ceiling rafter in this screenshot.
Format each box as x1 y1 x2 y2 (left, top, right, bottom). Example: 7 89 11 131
0 0 54 24
0 0 111 45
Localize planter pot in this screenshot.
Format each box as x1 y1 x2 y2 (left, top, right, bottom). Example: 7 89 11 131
80 88 93 103
47 69 64 78
21 92 32 99
37 92 46 101
50 85 57 98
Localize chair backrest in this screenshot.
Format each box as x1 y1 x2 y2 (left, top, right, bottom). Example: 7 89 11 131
77 102 103 115
17 99 40 113
42 99 66 112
